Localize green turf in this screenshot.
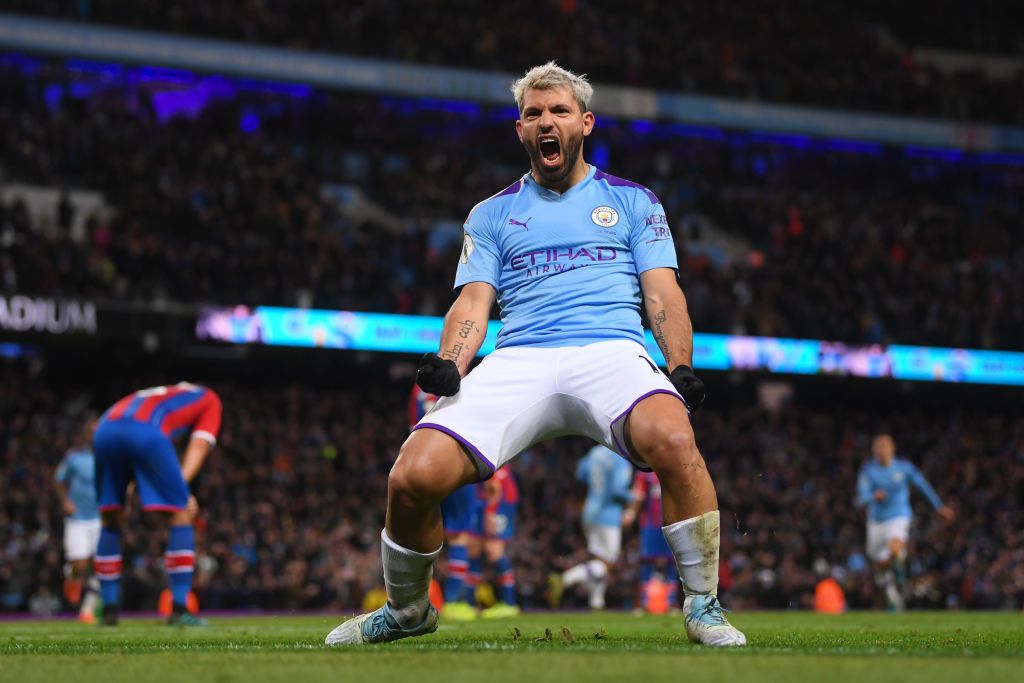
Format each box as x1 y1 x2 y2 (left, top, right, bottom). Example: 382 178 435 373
0 612 1020 683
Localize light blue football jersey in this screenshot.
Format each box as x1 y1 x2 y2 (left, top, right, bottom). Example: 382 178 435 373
576 445 635 527
55 448 99 521
856 458 943 523
455 166 678 349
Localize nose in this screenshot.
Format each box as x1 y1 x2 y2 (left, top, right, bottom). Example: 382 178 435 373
538 109 554 130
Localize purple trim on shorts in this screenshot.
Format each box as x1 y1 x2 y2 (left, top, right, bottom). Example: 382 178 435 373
610 389 686 470
593 169 659 204
412 423 496 476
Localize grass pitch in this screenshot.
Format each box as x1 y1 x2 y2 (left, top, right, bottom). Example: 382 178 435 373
0 611 1020 683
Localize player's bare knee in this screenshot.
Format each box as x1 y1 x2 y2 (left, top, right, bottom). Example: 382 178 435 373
389 452 447 509
644 428 696 469
100 509 122 528
169 510 191 526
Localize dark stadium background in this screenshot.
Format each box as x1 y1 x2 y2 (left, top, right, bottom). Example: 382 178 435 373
0 2 1021 615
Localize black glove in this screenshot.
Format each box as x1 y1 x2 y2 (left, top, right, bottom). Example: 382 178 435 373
416 353 461 396
669 364 705 414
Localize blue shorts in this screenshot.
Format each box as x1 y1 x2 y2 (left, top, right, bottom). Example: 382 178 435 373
441 484 480 536
483 502 517 541
94 419 189 512
640 526 672 559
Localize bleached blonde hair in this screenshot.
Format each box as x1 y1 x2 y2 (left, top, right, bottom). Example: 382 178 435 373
511 61 594 113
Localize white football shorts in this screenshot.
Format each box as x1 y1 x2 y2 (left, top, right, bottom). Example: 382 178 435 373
412 339 684 474
64 518 101 561
584 522 623 564
866 516 911 562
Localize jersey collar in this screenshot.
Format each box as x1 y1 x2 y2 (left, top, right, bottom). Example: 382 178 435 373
523 164 597 200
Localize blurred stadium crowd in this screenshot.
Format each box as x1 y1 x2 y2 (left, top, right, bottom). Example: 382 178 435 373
2 61 1022 349
1 357 1022 613
6 0 1024 124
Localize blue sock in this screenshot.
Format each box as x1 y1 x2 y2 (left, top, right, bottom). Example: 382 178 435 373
464 557 482 606
444 544 469 603
166 525 196 608
495 556 516 605
95 528 122 608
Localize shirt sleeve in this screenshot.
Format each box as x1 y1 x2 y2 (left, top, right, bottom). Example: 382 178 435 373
628 187 678 276
55 457 70 484
612 460 635 504
191 390 223 445
855 468 872 507
454 203 502 290
906 463 943 509
575 456 587 484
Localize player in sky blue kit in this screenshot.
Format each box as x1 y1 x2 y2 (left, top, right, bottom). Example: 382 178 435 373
553 445 634 609
856 433 954 610
327 62 746 647
94 382 222 627
55 418 100 623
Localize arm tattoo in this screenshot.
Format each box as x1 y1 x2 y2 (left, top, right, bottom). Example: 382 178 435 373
652 309 671 366
440 343 465 362
441 319 481 363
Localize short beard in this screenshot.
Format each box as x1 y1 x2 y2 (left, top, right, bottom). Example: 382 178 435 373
526 132 582 187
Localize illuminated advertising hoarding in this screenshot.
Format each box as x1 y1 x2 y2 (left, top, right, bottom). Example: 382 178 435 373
196 306 1024 387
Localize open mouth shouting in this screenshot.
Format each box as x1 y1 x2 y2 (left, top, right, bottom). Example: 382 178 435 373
538 135 562 169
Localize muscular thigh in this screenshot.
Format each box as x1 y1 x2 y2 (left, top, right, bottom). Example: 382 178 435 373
393 427 481 494
622 392 695 468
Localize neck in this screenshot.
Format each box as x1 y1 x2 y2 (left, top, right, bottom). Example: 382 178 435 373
531 161 590 193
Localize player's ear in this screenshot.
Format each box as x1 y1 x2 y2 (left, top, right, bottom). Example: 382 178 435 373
582 111 595 137
515 118 524 142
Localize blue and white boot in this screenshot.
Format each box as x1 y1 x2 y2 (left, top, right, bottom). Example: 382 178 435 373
325 603 439 645
683 595 747 646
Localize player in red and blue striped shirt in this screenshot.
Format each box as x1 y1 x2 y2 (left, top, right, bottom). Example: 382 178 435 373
93 382 222 626
626 471 679 611
478 467 520 618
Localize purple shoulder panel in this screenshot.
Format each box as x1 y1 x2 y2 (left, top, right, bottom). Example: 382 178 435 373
491 177 524 200
593 169 659 205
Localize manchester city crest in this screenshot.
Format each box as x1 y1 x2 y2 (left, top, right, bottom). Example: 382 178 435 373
591 206 619 227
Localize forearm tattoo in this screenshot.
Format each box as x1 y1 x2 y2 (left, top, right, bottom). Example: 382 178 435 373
652 309 671 366
440 319 481 363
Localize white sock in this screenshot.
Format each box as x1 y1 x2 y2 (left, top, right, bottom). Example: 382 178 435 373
562 559 607 587
563 563 588 587
588 575 608 609
381 530 441 627
662 510 720 598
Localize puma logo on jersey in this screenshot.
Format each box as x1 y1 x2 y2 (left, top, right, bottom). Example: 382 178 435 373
508 217 532 230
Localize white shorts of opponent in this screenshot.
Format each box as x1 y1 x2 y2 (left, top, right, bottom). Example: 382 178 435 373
866 516 911 563
413 340 684 475
584 522 623 564
64 518 101 562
